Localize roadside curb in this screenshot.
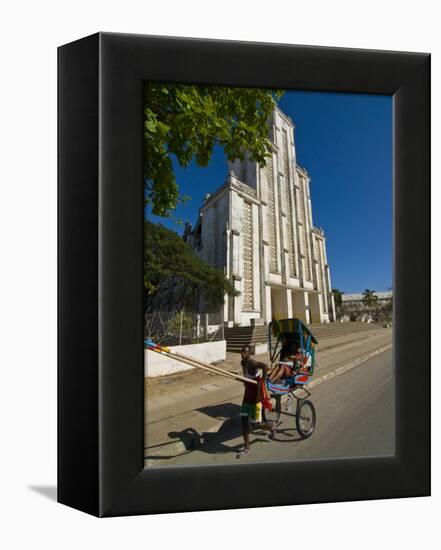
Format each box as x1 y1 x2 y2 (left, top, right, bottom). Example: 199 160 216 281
307 343 392 389
145 414 239 466
145 343 392 466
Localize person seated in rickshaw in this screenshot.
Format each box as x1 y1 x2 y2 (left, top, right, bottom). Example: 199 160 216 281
268 337 309 383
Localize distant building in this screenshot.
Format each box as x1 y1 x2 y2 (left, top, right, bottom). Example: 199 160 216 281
341 291 393 320
184 106 335 327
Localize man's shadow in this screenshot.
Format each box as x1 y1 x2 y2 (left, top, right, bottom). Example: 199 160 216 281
145 402 278 461
167 420 271 456
165 402 273 457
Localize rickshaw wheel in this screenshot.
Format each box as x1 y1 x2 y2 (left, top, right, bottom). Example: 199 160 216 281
296 399 316 439
263 394 281 424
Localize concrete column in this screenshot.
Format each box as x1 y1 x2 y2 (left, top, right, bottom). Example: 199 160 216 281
322 236 336 322
231 231 240 279
286 123 300 280
273 153 282 273
233 277 242 324
279 174 288 284
251 203 261 312
227 230 235 324
325 265 336 321
292 290 308 324
293 182 304 282
272 287 292 320
264 284 272 323
302 178 313 282
309 293 323 324
286 288 293 318
261 203 269 247
304 292 311 324
289 179 300 279
260 167 269 205
319 240 328 315
223 227 231 324
312 259 318 291
329 293 336 322
230 188 243 323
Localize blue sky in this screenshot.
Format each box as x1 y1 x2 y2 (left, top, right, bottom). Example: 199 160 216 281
147 90 392 294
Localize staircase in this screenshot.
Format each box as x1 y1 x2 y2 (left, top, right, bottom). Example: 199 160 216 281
224 321 384 352
224 325 269 353
307 321 381 341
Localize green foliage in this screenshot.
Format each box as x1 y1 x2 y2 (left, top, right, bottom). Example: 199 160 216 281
377 296 393 323
332 288 343 309
144 83 283 216
168 311 195 333
362 289 379 310
332 288 344 319
144 221 239 311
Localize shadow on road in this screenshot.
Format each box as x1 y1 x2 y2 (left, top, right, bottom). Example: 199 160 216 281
168 416 271 456
195 402 241 420
144 410 300 463
144 401 308 464
268 426 304 443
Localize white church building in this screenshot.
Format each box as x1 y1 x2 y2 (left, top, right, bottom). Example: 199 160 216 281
184 106 335 327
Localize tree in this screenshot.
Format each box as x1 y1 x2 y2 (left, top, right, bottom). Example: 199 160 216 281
362 289 379 317
144 83 283 216
144 221 239 312
378 296 393 323
332 288 343 317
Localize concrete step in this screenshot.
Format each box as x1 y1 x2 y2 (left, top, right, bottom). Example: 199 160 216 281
309 322 379 330
224 321 384 350
224 328 268 335
224 327 269 349
225 334 268 340
223 334 268 340
224 336 268 341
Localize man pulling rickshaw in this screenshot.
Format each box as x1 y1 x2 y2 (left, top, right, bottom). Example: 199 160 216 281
145 317 317 459
236 344 267 458
236 318 318 457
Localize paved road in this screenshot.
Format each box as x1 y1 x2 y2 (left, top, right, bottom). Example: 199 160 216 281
157 349 394 466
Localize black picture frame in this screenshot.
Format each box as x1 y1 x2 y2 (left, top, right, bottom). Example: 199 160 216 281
58 32 430 517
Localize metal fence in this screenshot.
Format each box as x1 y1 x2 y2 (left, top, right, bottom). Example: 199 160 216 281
144 309 224 345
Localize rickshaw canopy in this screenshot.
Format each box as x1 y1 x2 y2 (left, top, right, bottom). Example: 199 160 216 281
271 318 318 345
268 318 318 370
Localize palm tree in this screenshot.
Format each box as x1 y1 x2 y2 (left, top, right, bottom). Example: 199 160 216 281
362 289 379 319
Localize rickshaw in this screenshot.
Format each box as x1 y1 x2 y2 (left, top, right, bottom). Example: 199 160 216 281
263 318 318 439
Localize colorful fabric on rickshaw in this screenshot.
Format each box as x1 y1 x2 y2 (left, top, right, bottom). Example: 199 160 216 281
240 401 262 423
266 380 291 395
258 378 273 411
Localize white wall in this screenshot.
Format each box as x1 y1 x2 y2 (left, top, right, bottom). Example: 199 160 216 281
145 340 227 377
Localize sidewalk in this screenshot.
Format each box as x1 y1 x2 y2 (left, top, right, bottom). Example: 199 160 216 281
145 327 392 465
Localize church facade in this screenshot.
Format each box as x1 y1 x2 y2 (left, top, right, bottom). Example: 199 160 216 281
184 106 335 327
